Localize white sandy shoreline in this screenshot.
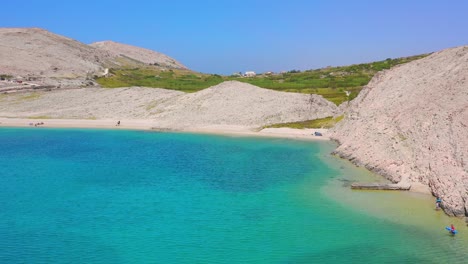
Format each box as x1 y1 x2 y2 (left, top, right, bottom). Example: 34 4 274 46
0 118 330 141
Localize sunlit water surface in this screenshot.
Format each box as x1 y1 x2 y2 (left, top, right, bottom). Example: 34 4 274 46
0 128 466 263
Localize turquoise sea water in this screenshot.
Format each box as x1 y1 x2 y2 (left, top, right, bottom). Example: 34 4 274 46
0 128 467 263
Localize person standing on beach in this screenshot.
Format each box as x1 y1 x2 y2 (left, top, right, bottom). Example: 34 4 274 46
116 120 120 126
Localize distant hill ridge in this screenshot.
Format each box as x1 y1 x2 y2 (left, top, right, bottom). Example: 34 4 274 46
90 41 186 69
0 27 187 87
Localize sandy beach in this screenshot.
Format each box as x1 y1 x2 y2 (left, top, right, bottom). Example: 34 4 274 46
0 117 330 141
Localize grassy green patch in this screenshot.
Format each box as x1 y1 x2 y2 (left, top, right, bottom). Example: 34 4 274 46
264 115 344 129
19 93 41 101
397 133 407 141
145 100 160 111
0 74 13 80
227 54 428 105
28 115 51 119
96 54 428 105
96 67 225 92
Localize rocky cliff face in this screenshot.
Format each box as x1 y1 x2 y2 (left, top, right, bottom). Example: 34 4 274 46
331 46 468 217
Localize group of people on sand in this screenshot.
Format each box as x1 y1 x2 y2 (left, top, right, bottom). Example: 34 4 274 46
29 122 44 127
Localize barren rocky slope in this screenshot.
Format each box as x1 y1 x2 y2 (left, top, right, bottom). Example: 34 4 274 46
0 28 187 88
331 46 468 217
90 41 186 69
0 28 112 86
0 81 339 128
147 81 338 128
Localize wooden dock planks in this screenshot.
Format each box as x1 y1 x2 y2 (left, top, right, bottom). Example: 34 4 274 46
351 183 411 191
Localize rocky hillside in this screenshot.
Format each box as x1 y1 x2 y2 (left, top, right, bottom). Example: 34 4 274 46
331 46 468 217
0 81 339 129
90 41 186 69
147 81 338 129
0 28 113 86
0 28 187 88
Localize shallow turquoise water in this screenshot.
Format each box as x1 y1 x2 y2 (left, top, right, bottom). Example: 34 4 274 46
0 128 466 263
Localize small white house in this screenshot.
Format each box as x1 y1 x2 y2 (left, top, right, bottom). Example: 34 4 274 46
244 71 256 77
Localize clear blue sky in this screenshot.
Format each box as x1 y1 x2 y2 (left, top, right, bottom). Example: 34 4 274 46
2 0 467 74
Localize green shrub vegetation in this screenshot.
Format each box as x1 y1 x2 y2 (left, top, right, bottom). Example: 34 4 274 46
96 68 224 92
28 115 51 119
0 74 13 80
96 54 428 105
264 115 345 129
18 93 41 101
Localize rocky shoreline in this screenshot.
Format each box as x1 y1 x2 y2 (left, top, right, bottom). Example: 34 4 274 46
331 46 468 217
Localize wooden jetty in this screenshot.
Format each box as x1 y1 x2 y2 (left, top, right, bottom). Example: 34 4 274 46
351 183 411 191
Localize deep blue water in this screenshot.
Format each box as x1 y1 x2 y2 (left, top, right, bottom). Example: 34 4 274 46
0 128 466 263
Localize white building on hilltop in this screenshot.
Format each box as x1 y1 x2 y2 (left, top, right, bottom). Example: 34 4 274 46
244 71 256 77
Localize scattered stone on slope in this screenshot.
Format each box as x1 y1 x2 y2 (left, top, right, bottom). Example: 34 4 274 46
0 28 113 87
0 81 339 129
148 81 339 129
0 28 188 89
90 41 187 69
331 46 468 217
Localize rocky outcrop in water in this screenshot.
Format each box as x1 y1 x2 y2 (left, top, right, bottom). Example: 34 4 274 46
331 46 468 217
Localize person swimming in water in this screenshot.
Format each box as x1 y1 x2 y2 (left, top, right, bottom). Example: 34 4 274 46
450 224 457 235
435 197 442 209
